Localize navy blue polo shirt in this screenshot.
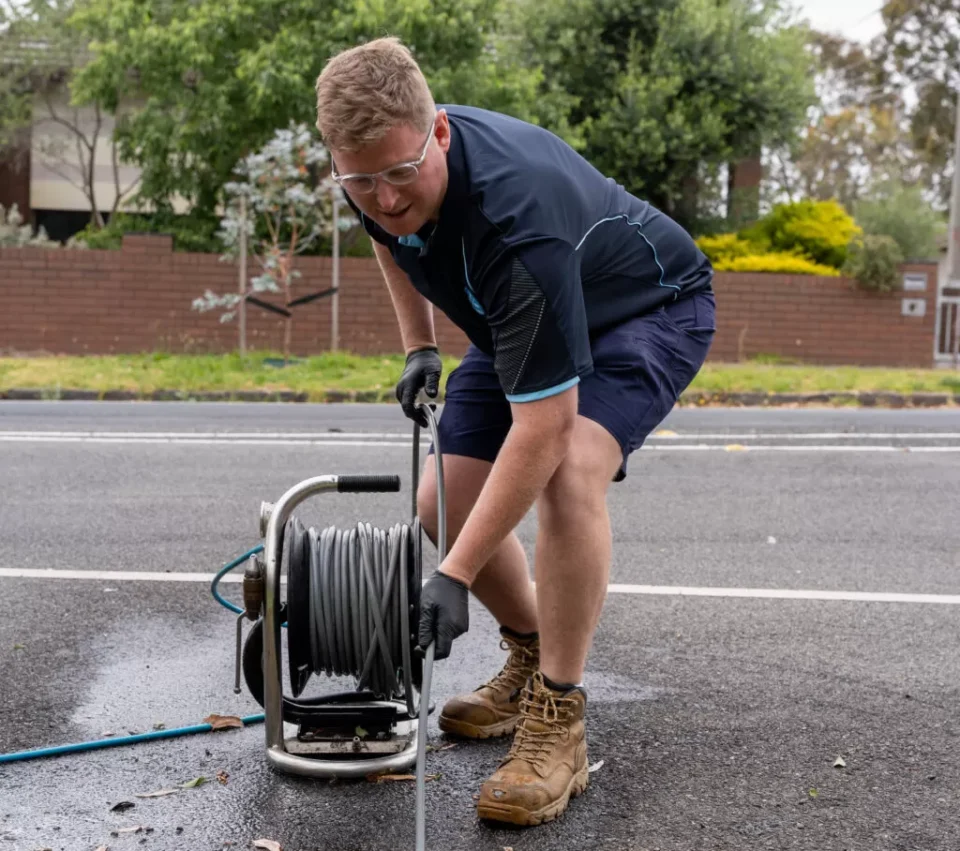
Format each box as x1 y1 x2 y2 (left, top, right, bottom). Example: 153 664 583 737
346 105 713 403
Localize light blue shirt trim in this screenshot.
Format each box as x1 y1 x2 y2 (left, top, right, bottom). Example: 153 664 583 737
506 376 580 403
574 215 680 295
461 238 485 315
398 233 425 249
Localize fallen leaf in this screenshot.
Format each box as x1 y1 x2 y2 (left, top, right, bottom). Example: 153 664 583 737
654 429 677 437
354 726 368 738
134 789 178 798
153 723 166 731
12 644 25 651
110 801 135 812
365 773 439 783
252 841 282 851
102 731 116 737
181 776 207 789
204 714 244 731
808 788 818 798
833 756 846 768
425 743 457 753
95 846 108 851
725 444 748 452
588 760 605 773
217 770 229 785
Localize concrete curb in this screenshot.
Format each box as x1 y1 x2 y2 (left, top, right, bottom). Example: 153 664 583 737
1 387 958 407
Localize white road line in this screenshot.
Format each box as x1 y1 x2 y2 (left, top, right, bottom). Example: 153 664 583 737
0 436 417 447
651 432 960 440
0 431 416 440
1 430 959 440
605 584 960 604
3 435 959 451
647 445 960 452
2 568 958 605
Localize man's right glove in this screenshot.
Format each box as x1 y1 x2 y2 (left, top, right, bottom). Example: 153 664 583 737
396 346 442 427
418 571 469 661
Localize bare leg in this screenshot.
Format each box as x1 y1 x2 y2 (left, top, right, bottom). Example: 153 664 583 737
534 416 623 686
418 454 538 634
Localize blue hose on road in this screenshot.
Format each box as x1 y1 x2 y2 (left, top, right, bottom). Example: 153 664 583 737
0 714 265 765
1 546 269 766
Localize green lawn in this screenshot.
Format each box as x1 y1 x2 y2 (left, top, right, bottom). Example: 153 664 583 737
0 352 957 402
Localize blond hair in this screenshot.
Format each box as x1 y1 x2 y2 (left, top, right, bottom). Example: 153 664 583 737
315 37 436 152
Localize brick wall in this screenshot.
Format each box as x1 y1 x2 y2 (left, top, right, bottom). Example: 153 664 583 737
0 235 940 367
0 234 469 357
709 264 939 367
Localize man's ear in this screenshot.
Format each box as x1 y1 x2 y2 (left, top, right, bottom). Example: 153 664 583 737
435 109 451 153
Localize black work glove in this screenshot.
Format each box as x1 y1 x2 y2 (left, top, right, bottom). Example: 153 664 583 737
396 346 442 427
418 572 469 660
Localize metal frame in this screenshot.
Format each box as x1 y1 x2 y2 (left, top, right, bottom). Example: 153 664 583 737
259 403 444 780
934 290 960 367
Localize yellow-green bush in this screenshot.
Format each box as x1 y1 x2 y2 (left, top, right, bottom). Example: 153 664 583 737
695 233 754 262
713 252 841 276
738 200 860 269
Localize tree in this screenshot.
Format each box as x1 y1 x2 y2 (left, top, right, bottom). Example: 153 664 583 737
879 0 959 207
853 180 947 260
193 123 353 359
510 0 816 230
768 4 959 211
761 31 919 211
0 0 136 229
69 0 567 227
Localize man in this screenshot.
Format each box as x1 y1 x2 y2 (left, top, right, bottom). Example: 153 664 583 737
314 37 715 827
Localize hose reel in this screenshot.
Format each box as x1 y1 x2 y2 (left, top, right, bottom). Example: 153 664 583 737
239 512 425 737
230 402 445 850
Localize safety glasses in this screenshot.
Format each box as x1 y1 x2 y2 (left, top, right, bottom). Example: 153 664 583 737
331 116 436 195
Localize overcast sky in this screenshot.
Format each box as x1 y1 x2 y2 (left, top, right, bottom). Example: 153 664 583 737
795 0 885 42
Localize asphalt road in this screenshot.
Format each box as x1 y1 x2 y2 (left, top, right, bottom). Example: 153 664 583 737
1 401 958 851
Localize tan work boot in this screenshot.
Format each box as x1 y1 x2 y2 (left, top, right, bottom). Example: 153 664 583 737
476 671 589 826
437 627 539 739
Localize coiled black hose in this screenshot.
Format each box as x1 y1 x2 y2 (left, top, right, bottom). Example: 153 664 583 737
296 520 419 713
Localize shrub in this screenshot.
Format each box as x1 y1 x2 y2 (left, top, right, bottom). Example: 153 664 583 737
713 252 841 276
696 233 754 262
73 211 225 253
1 204 64 248
854 182 946 261
739 200 860 269
842 234 904 293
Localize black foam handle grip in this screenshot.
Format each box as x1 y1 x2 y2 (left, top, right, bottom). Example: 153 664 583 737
337 475 401 493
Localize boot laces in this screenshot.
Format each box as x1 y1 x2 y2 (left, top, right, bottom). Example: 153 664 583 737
483 637 538 694
506 677 577 768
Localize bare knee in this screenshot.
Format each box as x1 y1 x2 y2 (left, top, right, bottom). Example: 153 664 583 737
541 455 605 527
540 419 621 526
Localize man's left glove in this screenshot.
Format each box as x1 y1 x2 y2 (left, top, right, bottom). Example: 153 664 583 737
418 572 469 661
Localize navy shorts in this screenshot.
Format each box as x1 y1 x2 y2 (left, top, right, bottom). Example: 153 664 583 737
432 289 716 480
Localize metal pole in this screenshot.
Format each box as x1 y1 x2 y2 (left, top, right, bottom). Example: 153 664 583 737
239 195 248 356
331 188 340 351
950 91 960 366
